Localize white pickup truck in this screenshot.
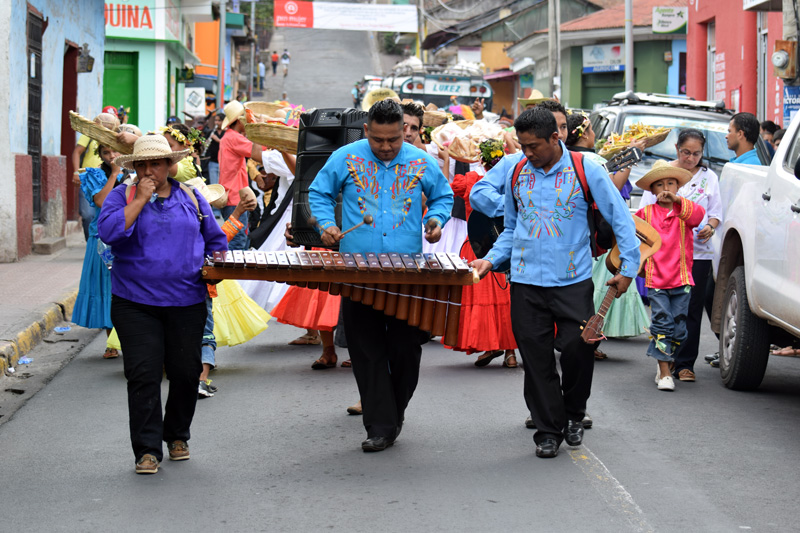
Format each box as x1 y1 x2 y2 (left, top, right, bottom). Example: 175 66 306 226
712 113 800 390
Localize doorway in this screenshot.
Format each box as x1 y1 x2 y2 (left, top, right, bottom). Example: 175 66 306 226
62 43 79 220
104 51 139 126
27 11 43 221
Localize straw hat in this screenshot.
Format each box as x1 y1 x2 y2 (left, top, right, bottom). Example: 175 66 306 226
361 88 399 111
114 134 190 170
118 123 142 136
221 100 245 129
635 159 693 190
518 90 549 108
183 177 227 208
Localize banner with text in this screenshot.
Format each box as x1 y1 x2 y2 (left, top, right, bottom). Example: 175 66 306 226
274 0 418 33
582 44 624 73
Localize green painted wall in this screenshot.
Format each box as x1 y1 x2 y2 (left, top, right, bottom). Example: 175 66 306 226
568 40 673 109
105 40 157 132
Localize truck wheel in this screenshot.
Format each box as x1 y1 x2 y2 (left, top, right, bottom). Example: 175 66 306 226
719 266 770 390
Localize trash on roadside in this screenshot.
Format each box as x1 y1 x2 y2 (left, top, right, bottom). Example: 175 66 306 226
18 357 33 365
7 367 14 374
54 326 71 333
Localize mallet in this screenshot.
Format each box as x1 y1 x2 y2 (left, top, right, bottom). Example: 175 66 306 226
340 214 374 237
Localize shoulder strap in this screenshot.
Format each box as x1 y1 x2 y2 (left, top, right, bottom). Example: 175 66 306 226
125 182 201 219
569 150 592 204
510 157 528 211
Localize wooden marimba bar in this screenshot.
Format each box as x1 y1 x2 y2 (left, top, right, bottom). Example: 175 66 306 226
202 250 479 347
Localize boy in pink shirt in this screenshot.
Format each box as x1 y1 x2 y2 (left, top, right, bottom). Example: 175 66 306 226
634 160 705 391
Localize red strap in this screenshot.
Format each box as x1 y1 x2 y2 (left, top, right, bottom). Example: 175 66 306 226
510 157 527 210
570 150 592 205
126 184 136 204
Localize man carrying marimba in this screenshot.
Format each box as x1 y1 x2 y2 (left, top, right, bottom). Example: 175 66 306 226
309 100 453 452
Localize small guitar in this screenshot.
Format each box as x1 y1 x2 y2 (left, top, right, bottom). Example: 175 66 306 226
580 215 661 343
467 146 644 272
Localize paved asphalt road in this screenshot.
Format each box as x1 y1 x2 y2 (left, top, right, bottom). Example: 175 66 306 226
2 315 800 532
2 25 799 533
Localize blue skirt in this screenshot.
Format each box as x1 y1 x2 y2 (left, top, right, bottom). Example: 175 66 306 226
71 236 113 329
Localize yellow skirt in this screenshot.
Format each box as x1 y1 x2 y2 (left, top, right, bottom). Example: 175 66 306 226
212 279 271 346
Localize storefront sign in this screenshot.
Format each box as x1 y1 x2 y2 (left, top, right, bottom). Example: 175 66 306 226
274 0 418 32
653 7 687 34
184 87 205 118
105 0 156 40
784 86 800 125
582 44 624 73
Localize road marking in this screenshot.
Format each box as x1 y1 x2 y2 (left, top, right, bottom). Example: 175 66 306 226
569 446 654 533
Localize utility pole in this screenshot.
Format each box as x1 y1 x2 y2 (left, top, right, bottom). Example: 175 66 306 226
248 0 256 98
548 0 560 97
624 0 634 91
217 1 227 111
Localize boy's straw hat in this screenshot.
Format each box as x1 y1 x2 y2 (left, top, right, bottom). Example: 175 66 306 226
635 159 692 190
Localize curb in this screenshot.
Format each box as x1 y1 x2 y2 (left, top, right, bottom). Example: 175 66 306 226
0 289 79 375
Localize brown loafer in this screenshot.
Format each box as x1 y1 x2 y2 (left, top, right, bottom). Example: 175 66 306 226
347 400 362 415
677 369 696 382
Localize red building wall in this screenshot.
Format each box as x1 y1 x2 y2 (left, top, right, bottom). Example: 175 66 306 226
687 2 783 124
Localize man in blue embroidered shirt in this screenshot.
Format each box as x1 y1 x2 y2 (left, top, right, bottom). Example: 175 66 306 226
726 112 763 165
309 100 453 453
471 108 640 458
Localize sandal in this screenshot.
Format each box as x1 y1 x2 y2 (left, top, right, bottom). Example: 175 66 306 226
103 348 119 359
594 349 608 360
474 350 503 367
502 351 518 368
289 333 321 346
341 359 352 368
771 346 800 356
311 347 337 369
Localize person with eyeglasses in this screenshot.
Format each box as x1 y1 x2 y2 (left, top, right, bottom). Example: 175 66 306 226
638 128 722 382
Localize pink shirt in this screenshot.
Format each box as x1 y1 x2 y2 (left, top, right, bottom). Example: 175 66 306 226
218 128 252 206
635 198 705 290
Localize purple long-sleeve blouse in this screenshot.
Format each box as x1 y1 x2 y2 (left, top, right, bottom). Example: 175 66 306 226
97 178 227 307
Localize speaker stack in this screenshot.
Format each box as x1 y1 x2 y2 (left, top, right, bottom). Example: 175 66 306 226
291 108 368 248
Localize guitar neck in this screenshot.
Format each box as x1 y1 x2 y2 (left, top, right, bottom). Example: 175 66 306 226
596 285 618 318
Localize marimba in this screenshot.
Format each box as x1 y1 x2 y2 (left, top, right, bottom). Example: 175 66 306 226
202 250 479 346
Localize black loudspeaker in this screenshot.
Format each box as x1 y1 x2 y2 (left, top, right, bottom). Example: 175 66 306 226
291 108 368 248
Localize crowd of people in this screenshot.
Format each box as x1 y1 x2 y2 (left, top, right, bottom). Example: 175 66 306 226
71 80 777 472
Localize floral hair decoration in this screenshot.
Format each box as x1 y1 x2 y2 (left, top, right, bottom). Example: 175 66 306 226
570 114 591 140
159 125 188 146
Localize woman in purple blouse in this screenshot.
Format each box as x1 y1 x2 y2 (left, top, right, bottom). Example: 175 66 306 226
98 135 227 475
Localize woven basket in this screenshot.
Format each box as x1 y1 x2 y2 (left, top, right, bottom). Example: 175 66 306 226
244 122 298 154
422 111 448 128
243 101 289 122
598 129 672 159
431 120 473 152
69 111 133 154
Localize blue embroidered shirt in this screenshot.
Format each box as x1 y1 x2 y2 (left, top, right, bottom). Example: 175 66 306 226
309 139 453 255
469 152 525 217
484 142 640 287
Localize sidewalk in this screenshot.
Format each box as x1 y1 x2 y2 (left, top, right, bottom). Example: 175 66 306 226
0 229 89 375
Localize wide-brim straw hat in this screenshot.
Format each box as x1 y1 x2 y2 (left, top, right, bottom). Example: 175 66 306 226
518 90 549 108
221 100 245 130
114 134 190 170
184 177 228 208
635 159 693 190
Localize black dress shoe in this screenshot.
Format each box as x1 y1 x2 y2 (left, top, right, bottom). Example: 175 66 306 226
582 413 593 429
361 436 395 452
535 438 559 458
525 416 536 429
565 419 584 446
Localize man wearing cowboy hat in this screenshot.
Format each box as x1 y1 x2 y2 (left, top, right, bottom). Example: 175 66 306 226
218 100 266 250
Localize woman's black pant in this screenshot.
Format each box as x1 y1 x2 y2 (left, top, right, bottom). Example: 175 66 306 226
111 296 206 462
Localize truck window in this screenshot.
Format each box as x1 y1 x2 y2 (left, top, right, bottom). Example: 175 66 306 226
783 128 800 177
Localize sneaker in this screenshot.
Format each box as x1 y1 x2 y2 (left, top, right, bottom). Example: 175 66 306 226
135 454 159 474
205 380 218 393
582 413 593 429
710 357 720 368
168 440 190 461
657 375 675 391
198 380 215 399
704 352 719 362
677 369 696 382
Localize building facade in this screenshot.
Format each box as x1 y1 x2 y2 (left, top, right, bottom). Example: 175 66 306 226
0 0 106 262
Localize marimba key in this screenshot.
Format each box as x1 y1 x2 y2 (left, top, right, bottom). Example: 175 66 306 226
400 254 418 271
298 251 313 269
286 251 301 269
424 253 441 271
213 251 225 267
341 253 358 271
389 253 404 271
255 252 268 269
224 251 234 267
413 253 427 271
436 252 456 273
265 252 278 268
353 253 368 270
307 251 324 269
446 253 471 273
233 250 245 268
365 253 381 271
331 252 346 270
275 251 290 268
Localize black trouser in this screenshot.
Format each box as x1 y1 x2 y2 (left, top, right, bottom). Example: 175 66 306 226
342 298 423 439
673 259 715 373
510 280 595 446
111 296 206 462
